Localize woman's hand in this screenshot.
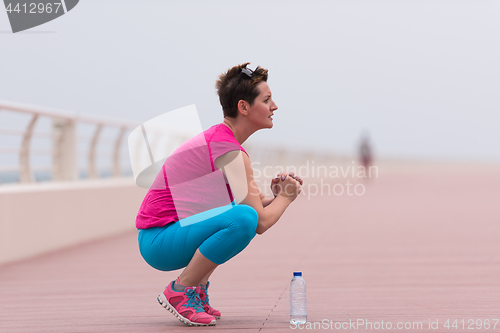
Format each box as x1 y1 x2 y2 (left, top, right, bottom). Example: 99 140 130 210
287 172 303 186
271 172 302 202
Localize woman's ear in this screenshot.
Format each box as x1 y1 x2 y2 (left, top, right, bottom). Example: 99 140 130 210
237 100 249 116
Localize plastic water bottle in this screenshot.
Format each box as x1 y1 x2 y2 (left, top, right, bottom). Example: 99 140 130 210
290 271 307 324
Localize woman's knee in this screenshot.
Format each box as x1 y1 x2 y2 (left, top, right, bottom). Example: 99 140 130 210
229 204 258 235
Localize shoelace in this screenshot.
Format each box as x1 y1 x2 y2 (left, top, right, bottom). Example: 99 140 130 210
200 290 210 306
183 288 204 313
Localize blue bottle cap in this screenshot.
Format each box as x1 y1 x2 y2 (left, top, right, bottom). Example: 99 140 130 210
293 272 302 277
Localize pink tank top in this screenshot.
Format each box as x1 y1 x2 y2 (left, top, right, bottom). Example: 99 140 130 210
136 123 247 229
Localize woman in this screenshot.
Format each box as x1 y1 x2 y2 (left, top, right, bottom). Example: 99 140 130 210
136 63 302 326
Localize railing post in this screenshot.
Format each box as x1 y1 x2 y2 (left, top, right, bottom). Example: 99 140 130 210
88 124 103 179
52 118 77 181
112 127 126 177
19 114 39 183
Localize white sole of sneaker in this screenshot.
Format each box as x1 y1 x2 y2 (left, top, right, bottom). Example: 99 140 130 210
157 293 217 326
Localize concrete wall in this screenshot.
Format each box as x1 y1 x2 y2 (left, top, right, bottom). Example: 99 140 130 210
0 178 147 265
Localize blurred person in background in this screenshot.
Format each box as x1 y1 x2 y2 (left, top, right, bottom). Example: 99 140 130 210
359 131 373 178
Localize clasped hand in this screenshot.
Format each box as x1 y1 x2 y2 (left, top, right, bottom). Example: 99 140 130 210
270 172 302 201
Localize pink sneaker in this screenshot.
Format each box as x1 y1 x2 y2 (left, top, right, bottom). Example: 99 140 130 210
157 281 216 326
199 281 221 319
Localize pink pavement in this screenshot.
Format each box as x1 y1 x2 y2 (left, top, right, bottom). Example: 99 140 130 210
1 165 500 332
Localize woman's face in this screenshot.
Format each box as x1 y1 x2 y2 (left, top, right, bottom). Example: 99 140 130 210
246 81 278 129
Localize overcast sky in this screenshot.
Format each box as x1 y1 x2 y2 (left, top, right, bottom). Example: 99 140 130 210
1 0 499 163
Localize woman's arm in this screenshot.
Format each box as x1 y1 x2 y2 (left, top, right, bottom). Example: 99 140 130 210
261 196 274 207
260 172 303 208
259 191 274 207
215 150 301 234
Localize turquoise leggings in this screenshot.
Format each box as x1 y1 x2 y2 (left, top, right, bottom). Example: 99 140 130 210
138 204 258 271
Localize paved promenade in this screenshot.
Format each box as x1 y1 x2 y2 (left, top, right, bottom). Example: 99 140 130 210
1 165 499 332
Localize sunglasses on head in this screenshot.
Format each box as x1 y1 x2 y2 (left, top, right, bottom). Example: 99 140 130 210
236 67 255 85
240 67 254 78
231 66 256 98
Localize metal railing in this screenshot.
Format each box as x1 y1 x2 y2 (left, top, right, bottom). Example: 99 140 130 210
0 99 349 185
0 100 139 184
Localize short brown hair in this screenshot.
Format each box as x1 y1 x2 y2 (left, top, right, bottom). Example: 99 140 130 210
215 62 268 118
